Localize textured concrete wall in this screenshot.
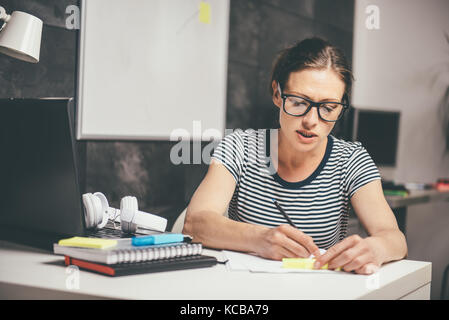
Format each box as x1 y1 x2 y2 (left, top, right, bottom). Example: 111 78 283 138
0 0 354 229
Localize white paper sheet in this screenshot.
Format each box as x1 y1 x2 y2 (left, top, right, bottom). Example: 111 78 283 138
223 249 343 274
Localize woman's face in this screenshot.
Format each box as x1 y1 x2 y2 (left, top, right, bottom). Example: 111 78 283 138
272 68 346 155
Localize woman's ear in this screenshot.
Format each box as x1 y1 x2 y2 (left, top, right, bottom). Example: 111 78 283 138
271 80 282 108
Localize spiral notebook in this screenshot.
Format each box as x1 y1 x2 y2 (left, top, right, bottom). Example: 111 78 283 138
53 240 203 265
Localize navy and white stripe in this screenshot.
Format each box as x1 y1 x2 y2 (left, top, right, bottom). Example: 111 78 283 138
211 129 381 250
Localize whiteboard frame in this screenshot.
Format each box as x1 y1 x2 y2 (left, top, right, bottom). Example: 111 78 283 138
76 0 230 141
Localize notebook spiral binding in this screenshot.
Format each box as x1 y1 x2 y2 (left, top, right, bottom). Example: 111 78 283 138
115 243 203 264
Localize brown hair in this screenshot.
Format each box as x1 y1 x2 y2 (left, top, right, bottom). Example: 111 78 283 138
270 37 353 103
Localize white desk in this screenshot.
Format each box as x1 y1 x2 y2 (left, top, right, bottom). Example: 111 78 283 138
0 240 431 300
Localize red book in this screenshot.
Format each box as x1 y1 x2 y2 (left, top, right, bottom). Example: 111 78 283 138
65 256 115 276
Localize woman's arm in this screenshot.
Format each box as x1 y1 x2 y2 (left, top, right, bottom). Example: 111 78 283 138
314 179 408 274
183 160 321 260
182 159 260 252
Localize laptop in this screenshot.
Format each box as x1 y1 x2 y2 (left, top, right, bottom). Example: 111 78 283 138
0 98 157 251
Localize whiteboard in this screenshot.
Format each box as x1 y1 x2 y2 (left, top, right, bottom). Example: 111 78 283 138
76 0 230 140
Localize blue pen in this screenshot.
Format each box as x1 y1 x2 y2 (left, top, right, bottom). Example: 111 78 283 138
131 234 186 246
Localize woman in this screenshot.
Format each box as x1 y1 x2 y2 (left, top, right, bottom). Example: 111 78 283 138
183 37 407 275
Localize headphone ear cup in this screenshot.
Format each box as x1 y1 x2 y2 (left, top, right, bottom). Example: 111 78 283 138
91 194 104 227
93 192 109 212
93 192 109 228
82 193 95 229
119 196 167 232
120 196 138 233
97 211 109 229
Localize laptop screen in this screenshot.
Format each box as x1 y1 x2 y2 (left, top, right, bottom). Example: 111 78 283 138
0 98 86 246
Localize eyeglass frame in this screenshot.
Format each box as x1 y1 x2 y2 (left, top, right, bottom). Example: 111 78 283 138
277 83 350 122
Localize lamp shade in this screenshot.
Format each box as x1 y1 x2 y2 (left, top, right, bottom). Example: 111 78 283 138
0 11 43 63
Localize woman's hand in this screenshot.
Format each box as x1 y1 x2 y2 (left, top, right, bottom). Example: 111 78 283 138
254 224 321 261
313 234 383 274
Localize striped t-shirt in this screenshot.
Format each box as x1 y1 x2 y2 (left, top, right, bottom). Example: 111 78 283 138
211 128 381 249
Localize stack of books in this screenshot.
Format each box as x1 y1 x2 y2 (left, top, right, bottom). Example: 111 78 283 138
53 235 217 276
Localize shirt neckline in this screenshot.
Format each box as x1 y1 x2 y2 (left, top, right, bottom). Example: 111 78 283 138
265 129 334 189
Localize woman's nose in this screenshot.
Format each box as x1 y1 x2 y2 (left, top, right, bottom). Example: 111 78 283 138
302 106 320 127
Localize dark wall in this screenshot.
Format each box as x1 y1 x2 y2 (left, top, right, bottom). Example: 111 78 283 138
0 0 77 97
0 0 354 229
227 0 353 131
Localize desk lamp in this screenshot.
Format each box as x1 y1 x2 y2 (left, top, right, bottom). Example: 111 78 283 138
0 6 43 63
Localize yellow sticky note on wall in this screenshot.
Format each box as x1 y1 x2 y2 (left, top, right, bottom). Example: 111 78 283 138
199 2 211 24
58 237 117 249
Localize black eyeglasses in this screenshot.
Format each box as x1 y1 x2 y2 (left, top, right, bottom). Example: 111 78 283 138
280 93 349 122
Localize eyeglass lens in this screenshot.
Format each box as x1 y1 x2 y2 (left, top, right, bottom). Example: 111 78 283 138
284 96 344 121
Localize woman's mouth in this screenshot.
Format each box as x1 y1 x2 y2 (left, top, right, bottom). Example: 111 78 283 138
296 130 317 143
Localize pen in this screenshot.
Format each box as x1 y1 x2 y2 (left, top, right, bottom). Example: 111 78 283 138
272 199 297 228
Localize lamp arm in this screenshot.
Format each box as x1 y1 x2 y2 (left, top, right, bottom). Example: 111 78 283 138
0 6 11 23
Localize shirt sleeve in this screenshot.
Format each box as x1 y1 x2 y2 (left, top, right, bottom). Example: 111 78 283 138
211 130 245 183
346 143 382 198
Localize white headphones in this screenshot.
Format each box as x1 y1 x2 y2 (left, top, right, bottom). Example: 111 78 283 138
82 192 167 233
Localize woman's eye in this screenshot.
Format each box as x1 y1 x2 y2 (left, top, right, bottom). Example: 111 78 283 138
319 106 331 114
322 104 336 112
292 100 307 107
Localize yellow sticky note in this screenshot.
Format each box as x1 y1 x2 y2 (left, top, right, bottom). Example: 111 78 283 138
199 2 211 24
282 258 332 270
58 237 117 249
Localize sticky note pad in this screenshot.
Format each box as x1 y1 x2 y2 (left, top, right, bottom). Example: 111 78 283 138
199 2 211 24
58 237 117 249
282 258 330 270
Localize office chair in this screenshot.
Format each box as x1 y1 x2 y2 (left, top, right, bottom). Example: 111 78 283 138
171 208 188 233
